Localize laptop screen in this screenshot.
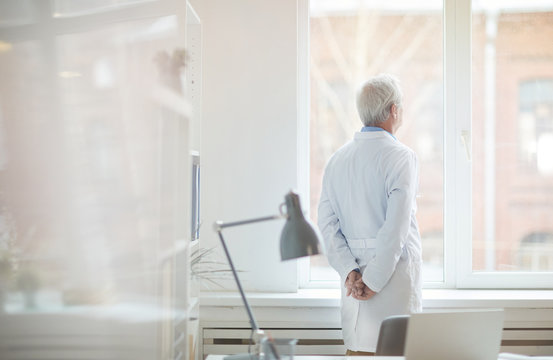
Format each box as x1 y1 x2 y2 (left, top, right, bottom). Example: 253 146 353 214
404 309 504 360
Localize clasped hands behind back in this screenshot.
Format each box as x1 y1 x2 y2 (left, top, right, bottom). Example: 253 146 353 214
345 270 377 300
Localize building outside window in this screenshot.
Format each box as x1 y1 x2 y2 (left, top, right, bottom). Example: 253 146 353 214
518 79 553 175
517 232 553 271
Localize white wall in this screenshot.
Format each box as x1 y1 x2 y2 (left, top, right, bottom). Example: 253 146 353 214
192 0 302 292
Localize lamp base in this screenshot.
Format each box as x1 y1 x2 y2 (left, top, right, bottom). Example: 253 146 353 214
223 354 262 360
223 329 266 360
223 337 298 360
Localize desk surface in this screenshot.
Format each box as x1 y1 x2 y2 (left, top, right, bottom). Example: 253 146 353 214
206 355 553 360
206 356 553 360
206 356 404 360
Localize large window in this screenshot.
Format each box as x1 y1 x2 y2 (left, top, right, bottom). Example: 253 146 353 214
308 0 553 288
309 0 444 285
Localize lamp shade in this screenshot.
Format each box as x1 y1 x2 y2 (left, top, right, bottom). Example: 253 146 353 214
280 191 323 261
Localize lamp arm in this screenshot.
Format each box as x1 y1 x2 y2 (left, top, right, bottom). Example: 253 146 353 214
216 229 260 330
214 213 284 331
214 214 284 231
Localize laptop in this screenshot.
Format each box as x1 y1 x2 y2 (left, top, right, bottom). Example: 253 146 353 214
404 309 504 360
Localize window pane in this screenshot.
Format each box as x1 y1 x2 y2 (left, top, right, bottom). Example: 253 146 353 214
309 1 444 283
471 3 553 272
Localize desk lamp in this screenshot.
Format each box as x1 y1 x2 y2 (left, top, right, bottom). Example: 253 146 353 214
214 191 323 360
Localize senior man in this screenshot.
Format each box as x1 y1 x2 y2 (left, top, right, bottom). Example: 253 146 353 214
318 74 422 355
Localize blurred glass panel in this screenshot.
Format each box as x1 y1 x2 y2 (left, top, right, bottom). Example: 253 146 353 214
0 7 189 359
54 14 183 299
471 3 553 272
52 0 157 17
309 0 444 283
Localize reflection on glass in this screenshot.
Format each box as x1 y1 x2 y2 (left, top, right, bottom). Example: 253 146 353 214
309 1 444 282
0 1 36 27
52 0 156 17
472 3 553 272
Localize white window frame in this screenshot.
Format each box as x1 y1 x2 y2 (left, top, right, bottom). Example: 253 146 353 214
301 0 553 290
445 0 470 289
297 0 313 289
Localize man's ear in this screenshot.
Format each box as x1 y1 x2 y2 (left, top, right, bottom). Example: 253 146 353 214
391 104 398 119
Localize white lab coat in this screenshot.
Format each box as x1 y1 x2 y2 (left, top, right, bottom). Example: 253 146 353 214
318 130 422 352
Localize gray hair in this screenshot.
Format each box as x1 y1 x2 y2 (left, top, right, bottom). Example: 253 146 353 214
355 74 403 127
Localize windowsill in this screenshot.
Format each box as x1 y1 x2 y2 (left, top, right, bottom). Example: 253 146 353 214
200 288 553 308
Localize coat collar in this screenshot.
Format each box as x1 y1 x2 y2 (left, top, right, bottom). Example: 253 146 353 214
354 130 396 141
